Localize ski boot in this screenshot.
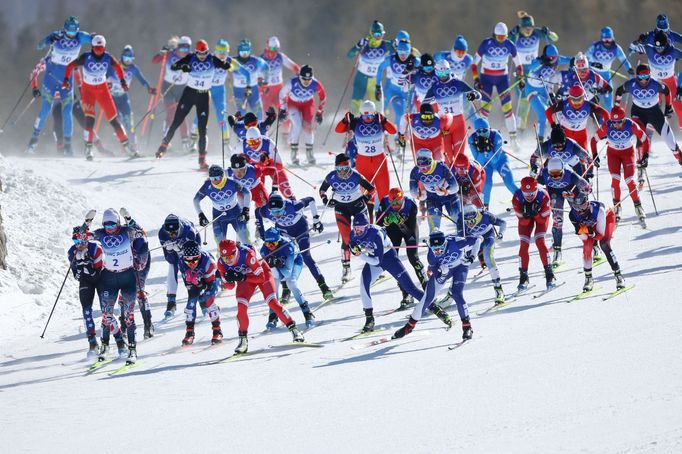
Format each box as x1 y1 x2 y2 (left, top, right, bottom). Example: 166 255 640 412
637 166 645 190
143 321 154 339
125 142 139 158
361 309 375 333
398 291 413 311
304 311 316 329
87 335 99 357
265 312 278 331
461 319 473 340
84 142 94 161
614 202 622 223
552 247 562 269
182 137 193 153
614 270 625 290
63 142 74 157
493 279 505 305
164 295 177 319
25 137 38 154
342 260 352 284
97 343 109 362
280 282 291 305
156 142 168 159
582 269 594 292
509 131 520 151
518 267 530 291
126 343 137 365
189 132 199 153
290 143 300 166
288 324 305 342
235 331 249 354
392 317 417 339
198 153 209 171
429 305 452 328
211 326 223 345
305 144 316 164
182 326 195 346
634 202 646 228
544 264 557 289
317 277 334 300
116 338 128 358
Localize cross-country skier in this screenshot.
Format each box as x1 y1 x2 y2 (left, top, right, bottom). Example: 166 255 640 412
392 230 481 340
278 65 326 165
512 176 556 290
530 124 592 178
546 85 609 150
232 39 266 120
376 39 419 128
585 27 633 110
227 153 270 208
397 102 455 162
259 227 316 329
178 241 223 345
28 16 91 155
556 52 612 105
260 36 300 115
409 53 438 109
452 152 486 208
241 126 295 199
217 239 304 354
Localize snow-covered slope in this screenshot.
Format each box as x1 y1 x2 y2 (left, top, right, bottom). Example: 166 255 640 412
1 139 681 454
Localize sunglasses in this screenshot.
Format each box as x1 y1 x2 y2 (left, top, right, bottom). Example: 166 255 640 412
360 114 374 121
184 255 201 264
372 32 383 38
637 74 650 80
390 200 403 208
264 241 279 249
210 175 223 181
522 190 537 198
417 158 432 166
197 50 209 57
103 222 117 229
246 139 260 147
336 164 351 172
73 238 87 246
423 65 434 72
549 170 563 179
270 207 284 216
178 46 190 52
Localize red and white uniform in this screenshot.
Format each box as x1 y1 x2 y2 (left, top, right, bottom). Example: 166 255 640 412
279 77 326 146
241 136 295 199
398 112 457 163
260 50 299 113
335 113 397 200
512 187 552 269
217 244 294 333
454 158 486 207
590 118 649 205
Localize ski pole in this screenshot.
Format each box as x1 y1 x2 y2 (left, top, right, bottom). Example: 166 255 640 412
464 76 524 124
142 53 167 136
643 168 658 215
221 121 226 168
0 78 32 134
40 264 72 338
201 212 227 246
385 136 403 190
10 97 36 127
322 54 358 146
281 164 317 189
133 82 175 132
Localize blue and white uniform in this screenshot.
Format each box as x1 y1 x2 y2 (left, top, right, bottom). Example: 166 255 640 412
409 161 460 232
193 177 251 243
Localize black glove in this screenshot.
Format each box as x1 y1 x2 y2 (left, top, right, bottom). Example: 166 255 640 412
356 37 368 48
597 85 612 94
638 155 648 169
404 59 415 73
474 79 484 91
593 156 601 169
321 195 336 207
312 214 324 233
227 115 236 127
542 26 550 35
511 25 520 35
315 111 324 125
637 34 646 44
222 268 245 283
676 87 682 102
461 184 471 195
238 207 249 223
628 68 635 76
234 111 243 121
462 252 475 265
375 85 382 101
180 63 191 72
466 91 478 101
665 104 673 118
278 108 287 121
591 62 604 70
522 201 537 219
32 88 41 98
397 133 406 148
350 244 362 256
198 212 209 227
343 112 355 125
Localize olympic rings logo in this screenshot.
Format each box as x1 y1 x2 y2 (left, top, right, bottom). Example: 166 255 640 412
331 181 357 192
243 62 257 72
563 109 589 120
435 86 459 98
292 87 314 98
517 36 537 47
608 130 632 140
593 50 614 60
391 61 407 73
87 62 107 72
357 124 381 136
192 62 212 72
420 174 443 185
413 125 439 137
357 240 375 250
102 235 124 248
487 46 509 57
549 180 571 188
275 214 298 225
467 224 488 235
442 252 461 265
451 60 466 71
58 38 79 49
210 190 234 201
652 54 674 65
418 77 436 89
238 177 256 187
268 59 282 70
365 48 386 59
549 151 573 162
632 88 656 98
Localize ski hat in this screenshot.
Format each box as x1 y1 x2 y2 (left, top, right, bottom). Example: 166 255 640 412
230 153 246 169
636 63 651 76
453 35 468 51
92 35 106 51
429 230 447 254
388 187 404 206
543 44 559 59
163 213 181 233
494 22 508 37
335 153 351 166
396 40 411 58
520 176 538 200
462 203 480 224
195 39 209 54
182 240 201 258
420 102 435 117
352 213 370 236
454 153 470 175
473 117 489 132
519 14 534 28
102 208 120 226
550 124 567 146
219 239 239 264
610 106 626 121
263 227 282 243
243 112 258 126
178 36 192 48
568 85 584 99
435 60 451 79
656 14 669 31
574 52 589 70
360 100 376 117
245 127 262 148
267 36 280 50
416 148 433 171
547 156 564 177
215 39 229 54
238 39 252 56
72 225 89 242
299 65 314 80
420 53 434 69
601 26 614 40
395 30 410 43
370 20 385 37
268 192 285 210
121 45 134 60
569 191 590 212
64 16 79 36
208 165 225 179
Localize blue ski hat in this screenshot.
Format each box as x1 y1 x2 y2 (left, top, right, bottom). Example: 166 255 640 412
601 26 614 40
656 14 669 31
453 35 468 51
64 16 79 36
543 44 559 58
264 227 282 243
396 30 410 43
238 39 252 56
473 117 490 132
396 40 411 57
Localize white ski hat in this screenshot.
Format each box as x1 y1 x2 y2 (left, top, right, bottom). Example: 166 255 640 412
102 208 120 226
92 35 106 48
360 100 376 116
267 36 280 49
494 22 508 36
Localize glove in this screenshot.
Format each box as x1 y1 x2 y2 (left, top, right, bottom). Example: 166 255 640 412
628 68 635 76
435 185 450 196
664 104 673 118
591 62 604 70
511 25 520 35
198 212 209 227
61 79 70 90
461 184 471 195
222 268 245 283
597 85 612 95
462 252 475 265
593 156 601 169
180 63 191 72
234 111 243 121
278 108 287 121
474 79 484 91
245 87 252 98
629 42 645 54
343 112 355 125
542 26 550 35
438 263 450 275
312 215 324 233
350 244 362 256
466 91 479 102
32 88 41 98
495 230 504 241
238 207 250 223
148 87 157 95
375 85 382 101
676 87 682 102
404 59 415 73
227 115 236 127
586 225 596 238
356 37 368 48
259 154 272 165
257 78 266 87
638 155 648 169
517 78 526 90
120 80 129 92
397 133 406 148
315 110 324 125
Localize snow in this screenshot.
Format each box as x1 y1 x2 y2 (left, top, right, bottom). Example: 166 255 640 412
1 139 682 453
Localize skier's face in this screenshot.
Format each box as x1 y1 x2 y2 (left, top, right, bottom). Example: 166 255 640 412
637 73 650 86
196 50 209 61
177 45 190 57
568 95 585 110
103 221 118 234
233 167 246 178
73 238 88 250
183 255 201 270
122 55 134 65
601 38 614 47
299 76 313 87
522 189 537 202
92 46 105 57
431 243 446 256
453 49 466 58
521 26 534 37
611 119 625 130
494 34 507 44
353 223 368 236
264 240 279 251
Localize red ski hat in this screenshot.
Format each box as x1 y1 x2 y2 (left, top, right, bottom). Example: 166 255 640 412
610 106 626 121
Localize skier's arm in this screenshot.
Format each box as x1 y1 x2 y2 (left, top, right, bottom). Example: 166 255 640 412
376 58 390 87
170 54 192 71
244 250 266 285
37 31 59 50
315 80 327 112
63 54 87 80
240 185 252 209
590 102 609 125
409 169 419 199
300 196 318 217
131 65 152 89
280 52 300 74
590 123 608 158
278 81 291 109
615 44 632 72
491 213 507 237
213 55 232 70
193 186 207 215
405 201 419 232
379 114 397 135
110 56 126 82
